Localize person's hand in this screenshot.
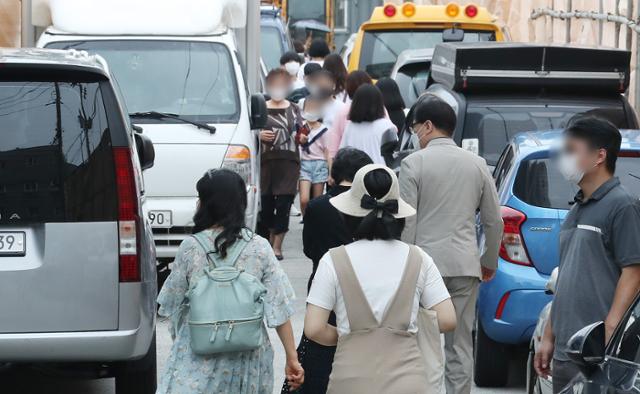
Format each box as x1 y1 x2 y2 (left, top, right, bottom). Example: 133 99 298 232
260 130 276 143
534 337 554 378
481 266 496 282
285 356 304 390
299 133 309 144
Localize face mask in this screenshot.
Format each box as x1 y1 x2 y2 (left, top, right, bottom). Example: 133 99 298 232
268 87 287 102
303 111 321 122
284 61 300 76
558 153 585 184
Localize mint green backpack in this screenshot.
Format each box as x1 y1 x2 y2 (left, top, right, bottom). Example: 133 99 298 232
187 231 267 355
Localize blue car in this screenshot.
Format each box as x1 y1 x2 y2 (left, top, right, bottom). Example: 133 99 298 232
474 130 640 388
261 5 294 72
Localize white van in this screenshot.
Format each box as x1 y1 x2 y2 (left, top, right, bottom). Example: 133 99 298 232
36 0 267 277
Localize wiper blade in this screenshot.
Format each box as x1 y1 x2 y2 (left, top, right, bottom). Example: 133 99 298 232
129 111 216 134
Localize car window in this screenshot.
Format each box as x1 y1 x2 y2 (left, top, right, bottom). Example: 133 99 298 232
463 104 629 166
611 296 640 363
0 80 117 224
513 154 640 210
494 146 514 190
260 25 286 71
395 62 431 108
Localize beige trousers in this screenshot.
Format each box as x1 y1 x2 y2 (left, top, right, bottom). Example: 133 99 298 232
443 276 479 394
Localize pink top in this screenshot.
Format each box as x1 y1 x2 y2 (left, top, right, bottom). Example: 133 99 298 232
300 123 331 161
328 104 351 158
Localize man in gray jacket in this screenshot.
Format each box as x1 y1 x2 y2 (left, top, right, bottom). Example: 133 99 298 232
400 95 503 394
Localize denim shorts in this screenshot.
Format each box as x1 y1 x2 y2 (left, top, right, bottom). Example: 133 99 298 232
300 160 329 184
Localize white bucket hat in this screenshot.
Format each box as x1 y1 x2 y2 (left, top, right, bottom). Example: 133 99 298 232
330 164 416 218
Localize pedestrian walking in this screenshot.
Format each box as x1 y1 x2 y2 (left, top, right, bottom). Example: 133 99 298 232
280 148 374 394
339 84 398 166
376 77 406 133
304 164 456 394
322 53 349 103
297 95 332 216
260 68 302 260
399 95 503 394
297 38 330 80
534 116 640 393
288 62 322 104
280 51 304 90
299 70 345 130
327 70 373 157
157 169 303 394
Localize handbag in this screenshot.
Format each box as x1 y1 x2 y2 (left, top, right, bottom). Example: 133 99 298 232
417 308 445 394
187 231 267 355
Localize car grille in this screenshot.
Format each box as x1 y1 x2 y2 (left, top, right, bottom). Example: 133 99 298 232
153 226 193 247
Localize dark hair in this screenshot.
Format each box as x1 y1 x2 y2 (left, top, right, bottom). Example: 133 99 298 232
412 94 457 136
308 38 330 59
266 68 290 83
376 77 405 111
304 62 322 77
564 115 621 173
193 169 247 258
323 54 348 95
343 169 405 240
293 40 305 54
346 70 373 99
349 84 386 123
331 148 374 185
280 51 302 65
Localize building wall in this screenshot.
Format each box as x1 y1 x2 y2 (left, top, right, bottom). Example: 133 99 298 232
0 0 20 47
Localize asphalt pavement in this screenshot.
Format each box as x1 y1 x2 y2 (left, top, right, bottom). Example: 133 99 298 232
1 219 526 394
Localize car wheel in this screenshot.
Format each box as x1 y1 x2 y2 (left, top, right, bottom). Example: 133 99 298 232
115 334 157 394
474 318 509 387
526 343 542 394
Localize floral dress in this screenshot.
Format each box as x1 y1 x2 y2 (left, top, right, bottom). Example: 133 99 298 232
157 229 296 394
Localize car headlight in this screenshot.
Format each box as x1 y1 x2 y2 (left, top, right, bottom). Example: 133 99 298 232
222 145 253 189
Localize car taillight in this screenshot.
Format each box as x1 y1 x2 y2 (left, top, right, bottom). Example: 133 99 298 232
499 206 532 266
383 4 397 17
222 145 252 188
465 4 478 17
114 147 141 282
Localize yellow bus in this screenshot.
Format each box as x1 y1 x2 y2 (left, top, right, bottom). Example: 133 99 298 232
349 2 507 79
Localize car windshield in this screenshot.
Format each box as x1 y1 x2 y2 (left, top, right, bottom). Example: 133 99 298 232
360 29 495 79
395 62 431 107
261 26 285 71
514 154 640 210
46 40 240 123
287 0 326 24
464 104 629 166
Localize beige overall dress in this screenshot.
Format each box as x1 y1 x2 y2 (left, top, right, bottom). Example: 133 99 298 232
327 245 428 394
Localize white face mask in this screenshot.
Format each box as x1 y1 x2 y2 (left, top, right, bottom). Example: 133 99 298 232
284 61 300 77
302 111 321 122
558 153 585 184
268 87 287 102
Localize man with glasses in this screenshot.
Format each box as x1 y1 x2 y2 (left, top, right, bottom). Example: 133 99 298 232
399 95 503 394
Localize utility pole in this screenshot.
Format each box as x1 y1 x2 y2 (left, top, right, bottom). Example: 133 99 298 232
566 0 572 43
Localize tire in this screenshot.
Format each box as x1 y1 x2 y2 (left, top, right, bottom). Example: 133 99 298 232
115 334 157 394
473 318 509 387
526 345 542 394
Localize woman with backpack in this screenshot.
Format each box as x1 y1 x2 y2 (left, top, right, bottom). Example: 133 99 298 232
157 169 304 394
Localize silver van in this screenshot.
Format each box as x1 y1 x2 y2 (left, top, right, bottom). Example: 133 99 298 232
0 48 157 393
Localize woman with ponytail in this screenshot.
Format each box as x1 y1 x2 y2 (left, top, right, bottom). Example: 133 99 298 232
303 164 456 394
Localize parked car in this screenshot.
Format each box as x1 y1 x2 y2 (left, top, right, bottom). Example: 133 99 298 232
475 130 640 387
261 5 294 71
390 48 433 108
0 48 157 393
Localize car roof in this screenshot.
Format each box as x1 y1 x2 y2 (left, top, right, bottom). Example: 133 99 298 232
0 48 108 73
512 130 640 157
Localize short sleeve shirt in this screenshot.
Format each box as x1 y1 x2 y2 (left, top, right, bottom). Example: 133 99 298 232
307 239 450 336
551 177 640 361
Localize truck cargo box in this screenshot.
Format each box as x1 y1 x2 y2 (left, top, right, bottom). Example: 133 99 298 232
430 42 631 93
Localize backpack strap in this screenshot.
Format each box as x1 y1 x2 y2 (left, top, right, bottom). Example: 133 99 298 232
191 231 252 269
302 127 329 154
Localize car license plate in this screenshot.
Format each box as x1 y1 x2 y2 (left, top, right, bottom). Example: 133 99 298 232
148 211 172 228
0 232 26 256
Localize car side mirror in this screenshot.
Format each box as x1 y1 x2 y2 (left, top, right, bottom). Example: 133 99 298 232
250 93 268 130
566 321 605 368
443 28 465 42
134 132 155 171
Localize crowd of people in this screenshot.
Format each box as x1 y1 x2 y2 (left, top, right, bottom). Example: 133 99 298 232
155 36 640 394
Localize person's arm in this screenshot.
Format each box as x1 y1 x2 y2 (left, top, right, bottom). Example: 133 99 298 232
605 265 640 342
276 321 305 390
380 127 399 167
534 318 555 378
430 299 456 332
478 162 504 281
304 304 339 346
399 158 419 244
